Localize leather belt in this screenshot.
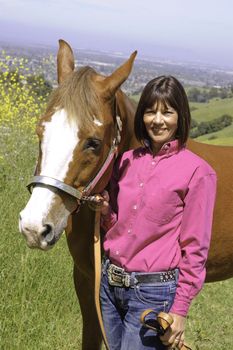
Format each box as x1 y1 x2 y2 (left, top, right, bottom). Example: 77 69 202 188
106 262 177 288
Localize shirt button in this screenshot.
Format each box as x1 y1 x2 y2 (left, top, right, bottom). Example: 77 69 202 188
164 145 169 150
133 205 137 210
139 182 144 187
115 250 119 255
127 229 132 234
151 161 155 165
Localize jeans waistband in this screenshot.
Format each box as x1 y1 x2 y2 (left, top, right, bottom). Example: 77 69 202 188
102 259 178 288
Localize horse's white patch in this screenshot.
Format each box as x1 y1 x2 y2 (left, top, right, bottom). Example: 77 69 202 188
41 109 79 180
19 109 79 248
93 115 103 126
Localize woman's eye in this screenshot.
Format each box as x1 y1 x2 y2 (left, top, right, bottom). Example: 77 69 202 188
144 111 154 116
84 138 101 151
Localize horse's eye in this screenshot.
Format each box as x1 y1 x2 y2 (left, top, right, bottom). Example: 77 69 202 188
84 138 101 151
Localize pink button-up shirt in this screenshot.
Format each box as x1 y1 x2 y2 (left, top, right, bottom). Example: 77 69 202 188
101 140 217 316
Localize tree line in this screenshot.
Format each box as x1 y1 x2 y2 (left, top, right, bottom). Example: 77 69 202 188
190 114 233 138
187 86 233 103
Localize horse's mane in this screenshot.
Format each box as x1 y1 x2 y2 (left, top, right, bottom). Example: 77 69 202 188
46 66 101 128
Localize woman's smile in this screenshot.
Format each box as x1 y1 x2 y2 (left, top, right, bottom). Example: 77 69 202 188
152 128 167 133
143 101 178 153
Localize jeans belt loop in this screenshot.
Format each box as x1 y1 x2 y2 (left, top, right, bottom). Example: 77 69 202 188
102 257 110 275
175 268 179 282
130 272 138 287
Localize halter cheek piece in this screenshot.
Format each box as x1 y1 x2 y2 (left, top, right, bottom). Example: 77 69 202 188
27 116 122 210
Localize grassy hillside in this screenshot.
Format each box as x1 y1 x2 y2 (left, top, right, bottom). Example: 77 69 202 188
190 97 233 122
190 98 233 145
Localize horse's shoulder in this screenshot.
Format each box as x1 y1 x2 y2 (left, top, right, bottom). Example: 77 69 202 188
181 148 216 176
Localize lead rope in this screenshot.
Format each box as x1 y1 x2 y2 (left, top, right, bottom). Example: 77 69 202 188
93 110 122 350
94 210 110 350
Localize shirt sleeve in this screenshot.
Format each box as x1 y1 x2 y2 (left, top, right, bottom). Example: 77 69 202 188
100 155 121 232
170 168 217 317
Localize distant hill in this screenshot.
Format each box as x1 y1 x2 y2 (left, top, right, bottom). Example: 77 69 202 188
190 97 233 122
2 42 233 95
190 98 233 145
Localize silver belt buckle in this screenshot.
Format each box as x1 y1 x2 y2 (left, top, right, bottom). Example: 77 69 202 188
107 264 125 287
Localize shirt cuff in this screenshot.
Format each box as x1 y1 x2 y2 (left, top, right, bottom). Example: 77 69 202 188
100 209 117 231
170 297 191 317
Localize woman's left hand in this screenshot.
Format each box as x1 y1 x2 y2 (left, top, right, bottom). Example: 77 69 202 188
159 312 186 349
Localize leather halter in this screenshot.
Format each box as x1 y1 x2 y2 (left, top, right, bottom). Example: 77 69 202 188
27 115 122 207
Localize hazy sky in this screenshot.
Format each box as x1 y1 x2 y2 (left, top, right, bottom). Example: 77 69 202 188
1 0 233 67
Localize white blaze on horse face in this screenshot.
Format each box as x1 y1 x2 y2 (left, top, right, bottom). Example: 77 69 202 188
41 109 79 180
19 109 79 249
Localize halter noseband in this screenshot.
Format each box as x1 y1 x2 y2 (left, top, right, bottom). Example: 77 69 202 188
27 116 122 207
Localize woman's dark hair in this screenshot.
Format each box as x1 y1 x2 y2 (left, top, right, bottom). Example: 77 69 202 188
134 75 191 147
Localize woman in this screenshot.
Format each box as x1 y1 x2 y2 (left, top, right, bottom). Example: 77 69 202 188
100 76 217 350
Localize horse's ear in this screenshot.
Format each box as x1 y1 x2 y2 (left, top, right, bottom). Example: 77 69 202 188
57 39 75 84
102 51 137 98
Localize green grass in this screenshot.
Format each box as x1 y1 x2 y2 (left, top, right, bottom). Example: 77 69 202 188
190 98 233 145
190 97 233 122
1 119 233 349
186 280 233 349
0 127 82 349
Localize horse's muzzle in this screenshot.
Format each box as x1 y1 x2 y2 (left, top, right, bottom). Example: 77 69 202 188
19 215 56 250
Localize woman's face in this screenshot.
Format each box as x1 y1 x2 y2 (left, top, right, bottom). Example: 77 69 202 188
143 101 178 150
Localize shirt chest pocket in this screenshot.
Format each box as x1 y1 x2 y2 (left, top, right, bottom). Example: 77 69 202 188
144 188 179 225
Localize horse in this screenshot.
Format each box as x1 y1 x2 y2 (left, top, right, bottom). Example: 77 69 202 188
186 138 233 282
19 40 233 349
19 39 138 349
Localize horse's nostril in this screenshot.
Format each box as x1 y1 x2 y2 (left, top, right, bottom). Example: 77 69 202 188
41 224 55 245
41 224 52 237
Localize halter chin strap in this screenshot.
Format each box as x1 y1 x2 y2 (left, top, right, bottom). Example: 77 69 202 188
27 115 122 205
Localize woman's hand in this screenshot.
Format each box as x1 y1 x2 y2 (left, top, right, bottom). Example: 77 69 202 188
99 190 110 216
159 312 186 349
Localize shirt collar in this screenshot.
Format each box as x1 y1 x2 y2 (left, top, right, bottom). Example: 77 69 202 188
144 139 181 157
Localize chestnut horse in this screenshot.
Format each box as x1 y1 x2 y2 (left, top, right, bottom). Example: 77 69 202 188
19 40 233 349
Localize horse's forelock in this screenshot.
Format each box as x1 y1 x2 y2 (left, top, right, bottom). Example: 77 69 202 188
46 67 101 128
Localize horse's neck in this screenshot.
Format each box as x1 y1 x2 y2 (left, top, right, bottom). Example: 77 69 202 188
116 90 140 153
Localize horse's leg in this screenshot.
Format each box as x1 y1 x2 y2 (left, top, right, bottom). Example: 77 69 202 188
73 264 102 350
66 204 102 350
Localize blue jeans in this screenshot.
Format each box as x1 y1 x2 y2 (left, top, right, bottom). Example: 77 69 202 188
100 263 178 350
